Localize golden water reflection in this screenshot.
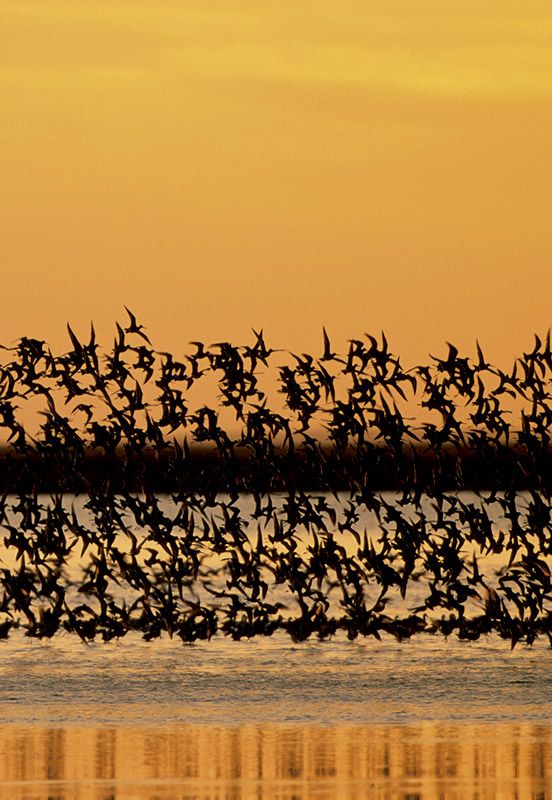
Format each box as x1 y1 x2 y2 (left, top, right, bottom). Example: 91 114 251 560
0 721 550 799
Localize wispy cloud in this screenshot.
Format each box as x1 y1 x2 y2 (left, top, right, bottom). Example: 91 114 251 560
1 1 552 97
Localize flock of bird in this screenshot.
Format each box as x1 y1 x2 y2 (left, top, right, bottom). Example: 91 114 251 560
0 310 550 646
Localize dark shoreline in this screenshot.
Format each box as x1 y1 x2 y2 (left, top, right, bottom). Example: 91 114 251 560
0 442 550 493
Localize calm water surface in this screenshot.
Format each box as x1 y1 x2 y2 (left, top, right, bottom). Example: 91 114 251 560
0 632 551 799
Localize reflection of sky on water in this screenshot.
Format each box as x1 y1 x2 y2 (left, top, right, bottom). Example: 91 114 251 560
0 718 550 799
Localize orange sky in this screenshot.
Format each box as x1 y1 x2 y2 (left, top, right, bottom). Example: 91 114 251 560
1 1 552 366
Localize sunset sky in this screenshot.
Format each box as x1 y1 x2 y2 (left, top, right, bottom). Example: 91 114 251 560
2 1 552 365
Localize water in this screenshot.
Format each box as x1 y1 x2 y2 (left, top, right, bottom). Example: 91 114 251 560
1 492 551 797
1 632 551 727
1 721 550 799
0 632 551 798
